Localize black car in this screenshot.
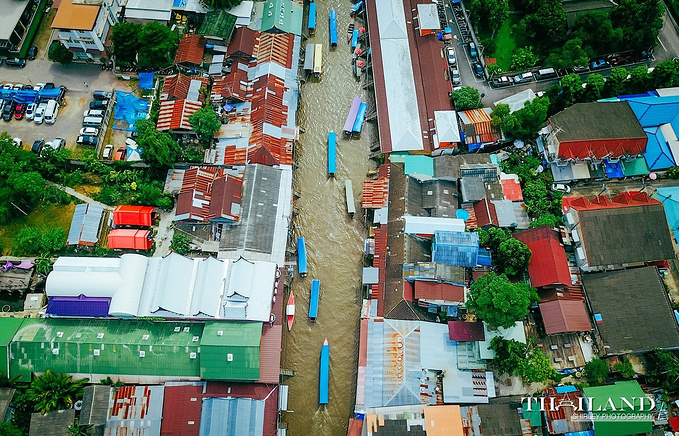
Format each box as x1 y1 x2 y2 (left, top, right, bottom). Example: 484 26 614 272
76 135 98 146
474 63 484 78
0 58 3 67
89 100 108 110
92 90 112 100
44 83 55 90
5 58 26 68
27 46 38 60
31 139 44 154
2 102 15 121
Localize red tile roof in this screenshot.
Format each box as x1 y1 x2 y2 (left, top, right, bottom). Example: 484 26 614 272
176 167 243 223
157 99 202 131
539 299 592 335
175 34 206 66
161 73 209 102
112 205 154 227
160 385 203 436
447 321 485 341
413 280 464 303
228 27 257 59
514 226 571 288
248 74 294 166
500 177 523 201
567 191 660 211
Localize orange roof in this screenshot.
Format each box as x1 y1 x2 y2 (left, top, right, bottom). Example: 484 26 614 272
52 0 100 31
107 229 152 250
424 405 464 436
175 34 206 66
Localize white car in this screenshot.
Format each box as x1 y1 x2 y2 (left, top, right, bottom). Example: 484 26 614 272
12 84 23 90
80 127 99 136
102 144 114 160
83 109 104 117
33 103 47 124
12 138 21 148
447 47 456 66
451 69 461 85
551 183 571 194
25 103 36 121
34 83 45 92
2 84 12 90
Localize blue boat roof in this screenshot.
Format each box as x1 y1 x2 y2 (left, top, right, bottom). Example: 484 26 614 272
328 132 336 175
319 341 329 404
297 237 308 274
352 102 367 133
309 280 320 319
308 2 316 29
555 385 578 394
351 29 359 48
329 9 338 44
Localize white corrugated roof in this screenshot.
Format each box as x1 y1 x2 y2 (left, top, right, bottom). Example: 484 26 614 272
403 215 465 234
416 3 439 30
434 110 460 143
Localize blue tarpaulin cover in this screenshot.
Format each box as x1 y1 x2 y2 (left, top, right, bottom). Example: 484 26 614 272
555 385 578 394
112 90 149 131
602 158 624 179
138 72 155 90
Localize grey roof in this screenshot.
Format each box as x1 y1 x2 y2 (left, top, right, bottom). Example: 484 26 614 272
0 0 31 41
67 203 104 245
583 267 679 354
405 177 459 218
577 203 674 266
494 89 536 114
363 267 379 285
404 234 432 264
549 102 645 142
402 262 467 285
433 154 496 180
80 385 113 428
460 177 486 203
29 409 75 436
0 388 15 422
491 200 530 229
476 397 523 436
199 397 265 436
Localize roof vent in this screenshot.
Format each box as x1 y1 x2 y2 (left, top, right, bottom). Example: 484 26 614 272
142 334 150 340
192 336 199 342
174 326 181 332
217 330 223 336
139 351 146 358
97 333 104 339
56 331 64 338
183 327 191 333
190 352 197 359
227 353 234 362
94 349 100 356
52 348 59 355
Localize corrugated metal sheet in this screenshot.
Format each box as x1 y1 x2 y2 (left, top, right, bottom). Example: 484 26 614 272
162 73 209 102
108 229 152 250
67 203 104 246
160 384 203 436
432 231 479 267
539 300 592 335
104 385 164 436
113 205 154 227
447 321 485 341
413 280 464 303
257 324 281 384
157 99 202 131
200 322 261 380
175 34 206 66
199 397 265 436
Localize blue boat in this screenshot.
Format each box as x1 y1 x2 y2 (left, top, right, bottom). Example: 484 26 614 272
309 279 320 320
308 2 316 34
328 131 336 177
343 97 362 136
351 29 359 49
351 0 364 15
297 237 308 276
352 102 367 136
329 9 338 46
319 338 329 404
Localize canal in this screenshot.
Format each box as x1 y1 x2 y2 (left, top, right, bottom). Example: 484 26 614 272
282 0 373 434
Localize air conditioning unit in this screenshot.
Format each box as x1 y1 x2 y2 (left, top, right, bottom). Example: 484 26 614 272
227 353 234 362
52 348 59 355
174 326 181 332
192 336 199 342
190 352 197 359
94 349 100 356
139 351 146 358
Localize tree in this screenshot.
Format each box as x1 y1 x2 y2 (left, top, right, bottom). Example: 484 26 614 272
545 38 589 69
485 0 509 34
572 11 622 56
496 238 532 276
189 106 221 145
467 273 539 329
12 227 66 257
559 74 583 106
628 65 650 94
523 180 562 217
520 0 567 49
48 42 73 65
171 232 191 255
604 67 631 97
137 22 179 69
511 46 539 70
7 171 46 211
26 370 88 415
645 349 679 389
585 358 610 385
0 423 22 436
490 337 560 383
200 0 243 7
451 86 482 111
111 22 142 63
650 59 679 89
613 361 636 379
499 96 550 140
134 119 182 170
585 73 606 100
529 213 560 228
477 227 510 252
487 63 502 78
611 0 664 51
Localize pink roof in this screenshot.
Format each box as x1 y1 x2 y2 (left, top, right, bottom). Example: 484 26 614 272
539 299 592 335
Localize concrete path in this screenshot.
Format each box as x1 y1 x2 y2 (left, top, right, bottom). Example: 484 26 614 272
153 205 176 257
46 181 113 210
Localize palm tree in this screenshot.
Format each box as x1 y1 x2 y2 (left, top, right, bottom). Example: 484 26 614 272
26 370 89 415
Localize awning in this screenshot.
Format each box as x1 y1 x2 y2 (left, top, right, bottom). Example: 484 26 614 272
603 159 624 179
622 158 650 176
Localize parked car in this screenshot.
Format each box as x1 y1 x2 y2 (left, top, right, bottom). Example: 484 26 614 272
31 139 44 154
493 76 512 87
12 84 23 90
25 103 36 120
83 109 105 117
446 47 456 66
50 138 66 151
451 68 461 84
34 83 45 92
551 183 571 194
80 127 99 136
474 63 484 78
43 83 55 89
512 72 534 84
77 135 98 146
1 83 12 90
33 102 47 124
14 103 24 120
5 58 26 68
572 64 589 72
12 138 21 148
590 59 609 70
102 144 114 160
2 101 15 121
89 100 108 110
114 146 126 161
469 42 477 58
0 59 3 66
23 85 33 90
92 90 112 100
27 46 38 60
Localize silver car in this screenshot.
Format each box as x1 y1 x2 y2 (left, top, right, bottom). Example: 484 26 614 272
34 103 47 124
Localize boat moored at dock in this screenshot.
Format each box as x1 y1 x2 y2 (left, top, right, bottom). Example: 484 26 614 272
352 102 367 137
329 9 338 47
308 1 316 34
319 338 330 404
286 292 295 331
345 179 356 217
309 279 320 320
313 43 323 78
343 97 362 136
328 131 336 177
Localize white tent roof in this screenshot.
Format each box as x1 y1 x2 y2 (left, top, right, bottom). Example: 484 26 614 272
434 111 460 143
124 0 173 21
493 89 537 114
403 215 465 235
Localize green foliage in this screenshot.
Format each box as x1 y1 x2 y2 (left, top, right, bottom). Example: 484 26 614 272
519 0 567 50
12 227 66 257
48 42 73 65
500 154 547 185
467 273 539 329
138 22 180 69
572 11 622 56
511 46 538 70
27 370 88 415
611 0 664 51
200 0 243 7
171 232 191 255
496 238 532 276
135 119 182 171
604 67 631 97
490 337 561 383
545 38 589 70
10 391 35 434
0 423 22 436
645 349 679 389
482 39 497 55
34 256 53 277
470 0 509 33
613 360 636 379
585 358 610 385
189 106 222 145
523 180 562 217
451 87 482 111
487 63 502 77
493 96 550 140
529 213 560 228
477 227 510 252
111 22 142 63
585 73 606 100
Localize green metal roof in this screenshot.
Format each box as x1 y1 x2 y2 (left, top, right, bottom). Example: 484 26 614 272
198 10 237 40
582 381 653 436
404 155 434 177
0 318 24 380
259 0 303 36
1 319 261 381
622 158 650 177
521 400 542 427
200 322 261 381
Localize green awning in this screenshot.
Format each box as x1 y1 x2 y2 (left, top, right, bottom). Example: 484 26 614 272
622 158 650 176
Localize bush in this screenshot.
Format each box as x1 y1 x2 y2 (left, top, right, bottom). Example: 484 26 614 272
482 39 497 54
171 233 191 255
584 358 610 385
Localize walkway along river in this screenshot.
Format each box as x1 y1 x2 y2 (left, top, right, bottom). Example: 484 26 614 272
282 0 373 434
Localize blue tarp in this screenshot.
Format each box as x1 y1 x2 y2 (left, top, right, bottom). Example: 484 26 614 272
138 72 155 90
0 88 60 103
351 29 359 49
602 158 624 179
555 385 578 394
309 279 320 319
112 90 149 131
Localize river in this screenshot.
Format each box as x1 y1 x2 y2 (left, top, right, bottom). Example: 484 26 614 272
281 0 373 434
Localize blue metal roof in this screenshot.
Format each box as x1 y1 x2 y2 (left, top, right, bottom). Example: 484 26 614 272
328 132 336 176
352 102 367 134
627 95 679 127
476 248 492 266
643 126 676 170
329 9 338 45
309 279 320 319
297 237 308 275
555 385 578 393
319 340 329 404
308 2 316 30
432 231 479 267
656 186 679 241
602 158 624 179
199 397 265 436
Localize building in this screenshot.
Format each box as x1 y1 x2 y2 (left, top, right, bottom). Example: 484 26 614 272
123 0 173 23
175 34 205 67
656 185 679 242
29 409 75 436
542 386 592 435
493 89 536 114
624 95 679 170
514 226 571 288
161 73 209 102
583 267 679 355
258 0 302 35
52 0 121 61
357 405 465 435
458 108 502 151
581 381 652 436
432 111 461 150
0 0 38 55
565 192 674 271
174 167 243 224
107 229 153 250
67 203 105 246
432 231 479 267
227 26 257 60
112 205 154 227
198 9 237 42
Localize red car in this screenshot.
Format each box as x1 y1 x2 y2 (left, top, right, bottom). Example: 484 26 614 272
14 103 24 120
114 146 126 161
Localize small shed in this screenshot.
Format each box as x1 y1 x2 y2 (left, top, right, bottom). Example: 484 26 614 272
107 229 153 250
434 110 460 148
67 203 104 246
112 205 154 227
416 3 440 35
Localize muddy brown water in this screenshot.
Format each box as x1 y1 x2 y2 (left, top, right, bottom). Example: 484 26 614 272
282 0 373 434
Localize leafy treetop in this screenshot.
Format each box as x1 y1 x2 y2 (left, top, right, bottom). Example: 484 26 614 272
467 273 539 329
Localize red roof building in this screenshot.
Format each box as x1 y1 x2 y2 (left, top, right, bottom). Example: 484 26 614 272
447 321 485 341
227 26 257 60
500 174 523 201
539 299 591 335
459 108 502 146
175 167 243 223
160 385 203 436
211 65 252 103
362 164 390 209
161 73 209 102
413 280 464 303
514 226 571 288
112 205 154 227
107 229 152 250
157 99 203 131
255 32 294 68
471 198 498 228
175 34 206 66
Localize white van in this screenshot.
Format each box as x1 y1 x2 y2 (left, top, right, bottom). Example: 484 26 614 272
82 116 103 127
44 100 59 125
537 68 557 80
